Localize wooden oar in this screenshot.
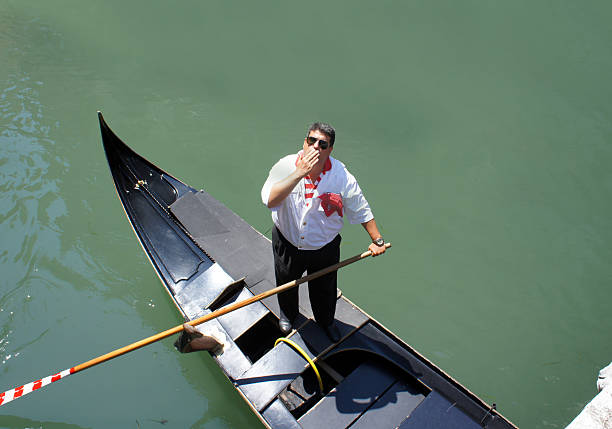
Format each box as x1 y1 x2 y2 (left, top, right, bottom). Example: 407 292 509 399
0 243 390 406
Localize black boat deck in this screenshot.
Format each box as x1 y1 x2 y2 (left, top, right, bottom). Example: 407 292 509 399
170 187 509 428
99 112 517 429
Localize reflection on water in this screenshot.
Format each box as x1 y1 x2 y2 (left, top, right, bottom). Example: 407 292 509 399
0 73 66 369
0 43 256 426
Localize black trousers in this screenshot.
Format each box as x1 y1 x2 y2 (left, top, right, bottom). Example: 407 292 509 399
272 226 341 327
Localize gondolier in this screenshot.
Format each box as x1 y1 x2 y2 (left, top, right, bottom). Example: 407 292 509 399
261 122 386 342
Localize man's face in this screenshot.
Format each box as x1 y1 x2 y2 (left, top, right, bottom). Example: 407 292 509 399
303 129 333 159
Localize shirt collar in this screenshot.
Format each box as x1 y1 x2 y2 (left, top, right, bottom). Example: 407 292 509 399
322 157 332 174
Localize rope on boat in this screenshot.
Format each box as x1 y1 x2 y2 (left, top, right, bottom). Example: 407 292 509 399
274 337 324 392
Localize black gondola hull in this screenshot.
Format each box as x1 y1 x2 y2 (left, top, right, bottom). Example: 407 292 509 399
99 112 517 429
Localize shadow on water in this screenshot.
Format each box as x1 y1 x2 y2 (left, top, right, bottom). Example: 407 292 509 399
0 415 87 429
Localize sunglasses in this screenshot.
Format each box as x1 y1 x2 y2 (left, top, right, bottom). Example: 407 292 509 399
306 136 330 150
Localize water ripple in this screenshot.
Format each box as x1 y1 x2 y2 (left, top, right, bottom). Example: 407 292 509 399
0 75 60 273
0 73 72 378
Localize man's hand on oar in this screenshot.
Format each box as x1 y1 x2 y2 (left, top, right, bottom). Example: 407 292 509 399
0 243 390 406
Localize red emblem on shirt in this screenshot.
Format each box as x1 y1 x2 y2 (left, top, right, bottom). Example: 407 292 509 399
318 193 343 217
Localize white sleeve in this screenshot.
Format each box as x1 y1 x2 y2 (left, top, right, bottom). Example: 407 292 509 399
342 169 374 224
261 155 297 207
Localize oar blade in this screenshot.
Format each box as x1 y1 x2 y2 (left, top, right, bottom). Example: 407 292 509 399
0 367 74 406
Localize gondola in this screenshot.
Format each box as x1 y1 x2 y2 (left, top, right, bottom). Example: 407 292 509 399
98 111 517 429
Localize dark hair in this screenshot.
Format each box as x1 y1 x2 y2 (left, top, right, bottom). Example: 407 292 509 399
307 122 335 146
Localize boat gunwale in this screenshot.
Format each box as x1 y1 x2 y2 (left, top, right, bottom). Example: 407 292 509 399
98 111 518 429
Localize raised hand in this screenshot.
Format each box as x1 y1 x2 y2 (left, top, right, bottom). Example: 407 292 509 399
295 148 319 178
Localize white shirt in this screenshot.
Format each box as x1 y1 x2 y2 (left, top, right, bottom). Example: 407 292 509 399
261 153 373 250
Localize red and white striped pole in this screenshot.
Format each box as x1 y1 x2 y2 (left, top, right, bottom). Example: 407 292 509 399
0 368 74 406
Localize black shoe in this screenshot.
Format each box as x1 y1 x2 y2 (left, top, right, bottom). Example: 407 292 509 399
279 316 292 335
323 321 341 342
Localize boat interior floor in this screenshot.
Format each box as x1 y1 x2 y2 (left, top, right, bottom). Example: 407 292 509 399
164 186 506 428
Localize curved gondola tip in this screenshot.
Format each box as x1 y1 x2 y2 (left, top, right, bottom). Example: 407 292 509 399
97 111 106 127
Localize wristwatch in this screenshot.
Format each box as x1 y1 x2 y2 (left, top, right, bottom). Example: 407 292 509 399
373 237 384 247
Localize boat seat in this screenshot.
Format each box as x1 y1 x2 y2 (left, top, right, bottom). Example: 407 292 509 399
324 322 493 425
205 277 247 310
236 329 318 411
194 318 252 381
297 361 398 429
349 378 427 428
398 391 483 429
322 322 423 378
261 399 302 429
171 260 270 342
215 287 270 340
173 263 236 320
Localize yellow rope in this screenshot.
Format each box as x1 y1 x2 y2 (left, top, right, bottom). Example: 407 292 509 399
274 337 324 392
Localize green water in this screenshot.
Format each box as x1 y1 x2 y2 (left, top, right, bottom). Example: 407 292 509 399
1 1 611 427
